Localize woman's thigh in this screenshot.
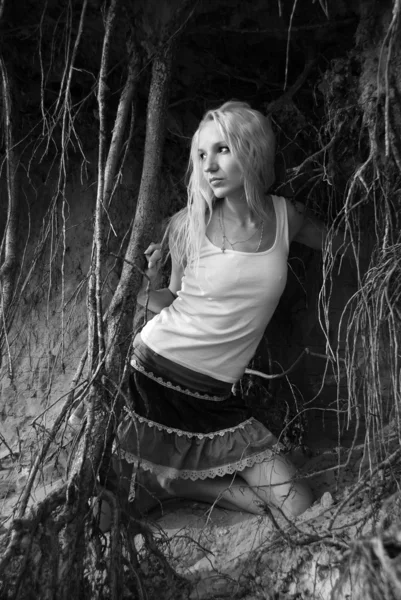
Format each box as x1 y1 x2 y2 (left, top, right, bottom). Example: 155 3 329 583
169 474 266 515
121 467 267 517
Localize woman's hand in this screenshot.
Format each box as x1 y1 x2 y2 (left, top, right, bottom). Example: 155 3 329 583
137 243 183 314
144 243 162 281
137 242 162 308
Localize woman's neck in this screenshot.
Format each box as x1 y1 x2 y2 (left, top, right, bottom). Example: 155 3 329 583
220 195 271 226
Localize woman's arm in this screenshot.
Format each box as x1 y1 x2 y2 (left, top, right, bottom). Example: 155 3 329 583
286 199 356 257
137 243 184 314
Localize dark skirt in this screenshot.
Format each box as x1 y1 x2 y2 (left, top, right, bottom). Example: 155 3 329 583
115 352 281 502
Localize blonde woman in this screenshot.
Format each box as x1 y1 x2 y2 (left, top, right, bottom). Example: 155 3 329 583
103 101 335 526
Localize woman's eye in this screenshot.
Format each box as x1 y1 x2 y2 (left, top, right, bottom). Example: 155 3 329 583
199 152 205 160
219 146 229 154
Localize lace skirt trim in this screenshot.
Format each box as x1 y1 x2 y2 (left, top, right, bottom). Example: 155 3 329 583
124 448 277 502
122 406 253 439
131 358 231 402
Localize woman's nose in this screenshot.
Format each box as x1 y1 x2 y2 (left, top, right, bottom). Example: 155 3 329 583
204 156 218 172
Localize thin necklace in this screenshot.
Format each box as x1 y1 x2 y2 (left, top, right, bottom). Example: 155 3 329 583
218 204 264 253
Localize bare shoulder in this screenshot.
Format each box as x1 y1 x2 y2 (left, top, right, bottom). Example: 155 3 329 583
284 198 306 242
169 206 188 234
167 207 187 285
167 206 188 250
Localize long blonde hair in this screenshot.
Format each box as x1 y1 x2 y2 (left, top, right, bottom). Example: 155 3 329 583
167 101 276 268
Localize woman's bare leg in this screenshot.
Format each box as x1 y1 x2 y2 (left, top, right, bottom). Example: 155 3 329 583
98 471 265 532
240 455 313 518
132 459 313 519
167 474 266 515
97 454 313 531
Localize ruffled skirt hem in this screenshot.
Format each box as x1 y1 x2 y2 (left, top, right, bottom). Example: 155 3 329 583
116 409 283 499
119 446 278 482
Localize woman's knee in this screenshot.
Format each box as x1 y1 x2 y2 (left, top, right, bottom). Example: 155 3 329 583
241 455 313 517
280 479 314 517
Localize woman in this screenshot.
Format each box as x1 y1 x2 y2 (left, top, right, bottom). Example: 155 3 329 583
102 101 331 527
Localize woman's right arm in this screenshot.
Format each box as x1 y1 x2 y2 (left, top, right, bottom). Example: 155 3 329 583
136 243 184 314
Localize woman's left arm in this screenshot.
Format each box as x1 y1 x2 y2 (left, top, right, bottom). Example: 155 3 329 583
286 199 358 258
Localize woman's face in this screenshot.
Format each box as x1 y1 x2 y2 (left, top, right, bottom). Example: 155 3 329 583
197 120 244 201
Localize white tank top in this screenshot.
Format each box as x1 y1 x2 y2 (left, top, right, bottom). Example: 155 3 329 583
140 196 289 383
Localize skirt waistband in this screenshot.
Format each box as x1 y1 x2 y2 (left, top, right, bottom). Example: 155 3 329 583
131 358 231 402
132 337 232 399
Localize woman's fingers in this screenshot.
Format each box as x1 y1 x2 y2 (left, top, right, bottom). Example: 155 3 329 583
144 242 161 255
144 243 162 270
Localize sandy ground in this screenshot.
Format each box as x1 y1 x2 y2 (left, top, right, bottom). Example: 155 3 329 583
134 440 373 599
0 426 380 599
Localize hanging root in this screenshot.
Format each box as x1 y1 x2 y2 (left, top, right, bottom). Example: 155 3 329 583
315 2 401 596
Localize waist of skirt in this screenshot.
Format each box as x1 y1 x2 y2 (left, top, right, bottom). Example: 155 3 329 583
132 336 232 400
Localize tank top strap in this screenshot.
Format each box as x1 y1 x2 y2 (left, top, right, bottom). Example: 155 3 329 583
271 195 289 254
